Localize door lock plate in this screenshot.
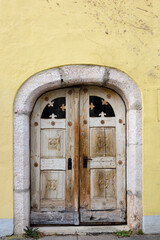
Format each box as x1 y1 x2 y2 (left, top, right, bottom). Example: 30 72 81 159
68 158 72 170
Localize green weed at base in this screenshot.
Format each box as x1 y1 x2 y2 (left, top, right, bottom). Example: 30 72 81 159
137 229 144 235
114 230 133 237
24 226 39 239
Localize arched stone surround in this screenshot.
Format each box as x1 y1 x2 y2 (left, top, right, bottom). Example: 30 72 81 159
14 65 142 234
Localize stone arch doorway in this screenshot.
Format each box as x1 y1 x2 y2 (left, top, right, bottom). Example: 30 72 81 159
14 65 142 234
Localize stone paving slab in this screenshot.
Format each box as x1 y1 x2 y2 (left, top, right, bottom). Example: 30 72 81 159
78 234 160 240
1 234 160 240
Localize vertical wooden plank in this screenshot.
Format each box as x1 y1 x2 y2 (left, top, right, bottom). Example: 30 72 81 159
115 97 126 210
65 88 75 212
105 128 116 157
31 99 41 211
91 169 105 198
73 88 80 224
80 87 90 209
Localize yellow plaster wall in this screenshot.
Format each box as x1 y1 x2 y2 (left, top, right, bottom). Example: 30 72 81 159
0 0 160 219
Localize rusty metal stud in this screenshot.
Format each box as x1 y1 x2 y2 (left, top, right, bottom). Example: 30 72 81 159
34 162 38 167
119 119 123 124
68 90 72 95
68 121 72 126
83 120 87 124
34 122 38 126
45 97 49 101
83 88 88 93
107 94 111 99
101 120 105 124
118 160 122 165
51 121 55 126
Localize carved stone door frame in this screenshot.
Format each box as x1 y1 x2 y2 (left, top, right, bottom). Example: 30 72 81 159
14 65 142 234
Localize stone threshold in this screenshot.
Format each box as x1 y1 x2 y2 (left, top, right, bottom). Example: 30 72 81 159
38 225 130 235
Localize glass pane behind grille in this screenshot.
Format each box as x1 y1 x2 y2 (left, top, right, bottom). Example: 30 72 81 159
41 97 66 119
89 96 115 117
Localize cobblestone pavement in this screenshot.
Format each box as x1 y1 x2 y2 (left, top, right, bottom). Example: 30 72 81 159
1 234 160 240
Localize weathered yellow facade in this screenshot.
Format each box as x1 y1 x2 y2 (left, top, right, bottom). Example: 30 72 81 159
0 0 160 235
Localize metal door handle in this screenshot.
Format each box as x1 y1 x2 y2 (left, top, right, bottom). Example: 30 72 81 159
83 156 92 168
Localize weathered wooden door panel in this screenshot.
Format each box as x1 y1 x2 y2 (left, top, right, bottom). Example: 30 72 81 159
80 209 126 223
31 86 126 225
90 169 116 210
31 88 80 225
79 86 126 223
31 211 75 225
90 127 116 157
41 129 65 158
41 171 65 210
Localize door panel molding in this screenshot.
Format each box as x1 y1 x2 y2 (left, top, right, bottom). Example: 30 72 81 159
14 65 142 234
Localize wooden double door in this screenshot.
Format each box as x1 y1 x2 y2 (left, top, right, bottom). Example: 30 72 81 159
31 86 126 225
